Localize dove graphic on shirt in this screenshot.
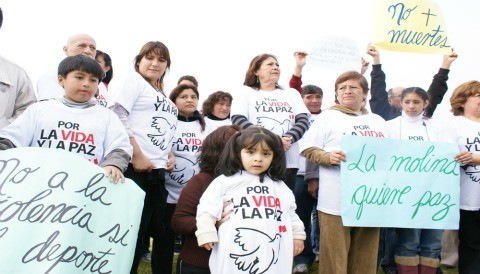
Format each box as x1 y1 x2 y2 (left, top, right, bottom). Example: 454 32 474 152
168 156 198 185
229 227 281 274
147 117 176 150
462 164 480 183
255 117 290 136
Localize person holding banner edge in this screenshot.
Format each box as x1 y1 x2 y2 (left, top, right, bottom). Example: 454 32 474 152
366 44 457 274
300 71 388 274
445 81 480 274
386 87 444 274
0 55 132 183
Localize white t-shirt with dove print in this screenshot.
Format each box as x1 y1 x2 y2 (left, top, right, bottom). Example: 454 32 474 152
165 120 207 203
445 115 480 210
231 86 309 168
109 71 178 168
196 172 305 274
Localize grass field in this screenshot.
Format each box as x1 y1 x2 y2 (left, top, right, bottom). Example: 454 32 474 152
137 256 459 274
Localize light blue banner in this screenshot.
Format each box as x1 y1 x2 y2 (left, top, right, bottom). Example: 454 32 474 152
0 147 145 273
341 136 460 229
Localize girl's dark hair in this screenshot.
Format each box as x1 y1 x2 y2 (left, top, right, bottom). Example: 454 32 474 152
202 91 233 117
215 126 286 182
401 87 429 101
243 53 282 90
169 84 205 131
301 85 323 97
58 55 103 80
199 125 241 175
134 41 171 90
95 50 113 84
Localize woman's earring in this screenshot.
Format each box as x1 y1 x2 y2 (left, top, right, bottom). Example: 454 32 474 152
256 76 259 84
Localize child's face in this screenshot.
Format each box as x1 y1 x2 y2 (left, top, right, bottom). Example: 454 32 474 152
401 93 428 117
240 141 273 175
58 70 99 103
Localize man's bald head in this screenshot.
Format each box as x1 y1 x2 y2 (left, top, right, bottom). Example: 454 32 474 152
63 33 96 59
388 86 404 111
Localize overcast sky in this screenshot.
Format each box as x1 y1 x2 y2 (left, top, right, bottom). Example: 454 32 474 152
1 0 479 119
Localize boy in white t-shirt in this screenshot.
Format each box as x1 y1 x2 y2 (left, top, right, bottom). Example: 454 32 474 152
0 55 132 183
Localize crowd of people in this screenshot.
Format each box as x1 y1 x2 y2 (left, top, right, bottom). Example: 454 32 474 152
1 5 480 274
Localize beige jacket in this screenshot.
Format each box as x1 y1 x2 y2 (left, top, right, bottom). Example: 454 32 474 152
0 55 36 129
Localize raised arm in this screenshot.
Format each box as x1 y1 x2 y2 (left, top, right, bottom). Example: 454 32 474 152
366 44 394 120
289 51 307 93
360 57 370 75
423 50 458 118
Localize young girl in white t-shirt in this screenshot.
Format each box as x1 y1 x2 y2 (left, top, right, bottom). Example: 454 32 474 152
196 126 305 274
387 87 443 273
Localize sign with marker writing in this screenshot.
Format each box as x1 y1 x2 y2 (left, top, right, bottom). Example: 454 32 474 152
341 136 460 229
308 36 361 71
0 147 145 273
371 0 451 54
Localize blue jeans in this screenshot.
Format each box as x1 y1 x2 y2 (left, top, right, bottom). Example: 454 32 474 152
311 200 320 254
396 228 443 261
377 228 398 273
293 175 316 266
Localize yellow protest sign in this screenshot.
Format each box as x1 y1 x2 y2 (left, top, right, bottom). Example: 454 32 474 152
371 0 451 54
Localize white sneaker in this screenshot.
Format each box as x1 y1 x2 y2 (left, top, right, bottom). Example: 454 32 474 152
292 263 309 273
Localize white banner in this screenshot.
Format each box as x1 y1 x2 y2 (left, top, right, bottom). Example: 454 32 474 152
308 36 361 72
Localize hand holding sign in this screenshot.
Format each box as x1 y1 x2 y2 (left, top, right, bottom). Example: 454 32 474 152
371 0 451 54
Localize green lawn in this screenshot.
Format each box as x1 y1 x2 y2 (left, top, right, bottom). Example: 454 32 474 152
137 257 458 274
